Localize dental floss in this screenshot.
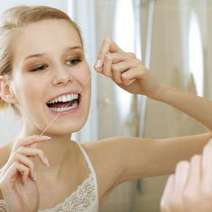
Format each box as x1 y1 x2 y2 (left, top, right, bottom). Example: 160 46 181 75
38 99 78 136
39 112 61 136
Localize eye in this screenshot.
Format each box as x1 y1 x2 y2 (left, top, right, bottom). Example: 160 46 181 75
66 57 82 66
30 64 48 72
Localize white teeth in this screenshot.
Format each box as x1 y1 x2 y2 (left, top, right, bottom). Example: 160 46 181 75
62 96 66 102
50 102 78 112
48 94 79 104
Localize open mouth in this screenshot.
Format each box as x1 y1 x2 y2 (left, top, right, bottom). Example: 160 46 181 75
46 93 81 113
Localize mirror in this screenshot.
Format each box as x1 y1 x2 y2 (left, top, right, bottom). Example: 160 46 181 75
0 1 210 212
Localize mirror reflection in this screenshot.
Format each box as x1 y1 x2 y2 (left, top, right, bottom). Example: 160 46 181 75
0 1 211 212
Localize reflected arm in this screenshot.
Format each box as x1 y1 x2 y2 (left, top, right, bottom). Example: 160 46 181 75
154 85 212 131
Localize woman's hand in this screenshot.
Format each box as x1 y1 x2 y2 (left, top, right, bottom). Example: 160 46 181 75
94 38 162 98
0 135 51 212
160 139 212 212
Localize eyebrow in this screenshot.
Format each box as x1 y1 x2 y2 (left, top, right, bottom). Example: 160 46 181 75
24 46 83 61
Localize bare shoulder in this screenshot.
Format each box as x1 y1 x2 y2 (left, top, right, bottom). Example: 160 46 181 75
82 136 128 203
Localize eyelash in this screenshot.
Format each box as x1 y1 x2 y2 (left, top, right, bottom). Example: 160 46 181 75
66 57 82 66
30 64 48 72
30 57 82 72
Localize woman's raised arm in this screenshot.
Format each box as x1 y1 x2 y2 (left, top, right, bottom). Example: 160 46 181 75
95 38 212 131
154 85 212 131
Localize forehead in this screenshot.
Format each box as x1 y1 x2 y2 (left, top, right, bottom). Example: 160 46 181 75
12 19 82 63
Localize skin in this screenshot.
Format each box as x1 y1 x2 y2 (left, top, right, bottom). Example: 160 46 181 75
95 39 212 211
160 140 212 212
0 19 91 211
10 18 91 178
0 19 212 211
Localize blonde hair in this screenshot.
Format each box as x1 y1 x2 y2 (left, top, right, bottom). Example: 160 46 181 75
0 5 83 111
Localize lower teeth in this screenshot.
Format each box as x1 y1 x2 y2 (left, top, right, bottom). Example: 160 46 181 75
50 103 78 112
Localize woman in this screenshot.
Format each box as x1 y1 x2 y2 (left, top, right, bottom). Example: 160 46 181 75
0 5 211 212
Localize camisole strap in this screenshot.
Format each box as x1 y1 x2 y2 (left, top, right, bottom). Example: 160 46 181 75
77 142 99 210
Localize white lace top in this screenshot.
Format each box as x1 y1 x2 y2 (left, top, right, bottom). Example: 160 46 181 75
38 142 99 212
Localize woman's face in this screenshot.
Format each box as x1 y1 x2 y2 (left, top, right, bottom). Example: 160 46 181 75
10 19 91 135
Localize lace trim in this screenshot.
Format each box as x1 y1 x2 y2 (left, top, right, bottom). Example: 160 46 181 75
38 173 96 212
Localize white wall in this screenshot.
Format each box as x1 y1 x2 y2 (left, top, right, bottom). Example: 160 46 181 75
0 1 68 147
0 0 68 14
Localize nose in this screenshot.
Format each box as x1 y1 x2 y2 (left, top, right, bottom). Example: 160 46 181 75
52 66 73 86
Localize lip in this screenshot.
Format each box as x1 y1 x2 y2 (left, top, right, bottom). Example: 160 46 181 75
46 90 81 103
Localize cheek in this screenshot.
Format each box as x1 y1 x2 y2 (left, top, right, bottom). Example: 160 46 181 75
73 65 91 88
18 77 44 104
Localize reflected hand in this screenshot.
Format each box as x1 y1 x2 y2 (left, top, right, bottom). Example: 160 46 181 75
160 139 212 212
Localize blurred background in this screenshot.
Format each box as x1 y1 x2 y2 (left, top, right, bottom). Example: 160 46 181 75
0 0 210 211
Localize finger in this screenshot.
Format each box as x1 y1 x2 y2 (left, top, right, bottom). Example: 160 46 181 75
14 135 51 149
121 66 145 82
16 146 49 167
112 59 139 74
98 38 123 59
14 154 35 180
100 52 137 81
112 67 122 84
160 175 175 212
202 139 212 190
15 162 32 183
95 38 111 71
174 161 189 194
107 52 136 64
185 155 201 192
122 79 136 87
102 54 113 77
110 60 139 85
6 162 31 184
4 146 49 177
95 38 123 70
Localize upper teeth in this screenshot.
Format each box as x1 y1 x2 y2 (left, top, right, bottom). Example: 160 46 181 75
47 94 79 104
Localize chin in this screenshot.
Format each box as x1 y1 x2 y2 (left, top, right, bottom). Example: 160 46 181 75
44 117 87 136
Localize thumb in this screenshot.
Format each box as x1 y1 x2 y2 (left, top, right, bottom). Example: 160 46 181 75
95 38 123 69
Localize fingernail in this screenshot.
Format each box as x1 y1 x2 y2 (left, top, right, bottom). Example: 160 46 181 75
95 60 103 69
40 136 51 140
45 157 50 167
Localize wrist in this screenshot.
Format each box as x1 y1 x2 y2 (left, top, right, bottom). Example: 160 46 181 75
149 84 170 101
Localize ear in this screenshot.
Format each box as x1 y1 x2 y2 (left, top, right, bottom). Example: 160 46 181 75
0 75 17 105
